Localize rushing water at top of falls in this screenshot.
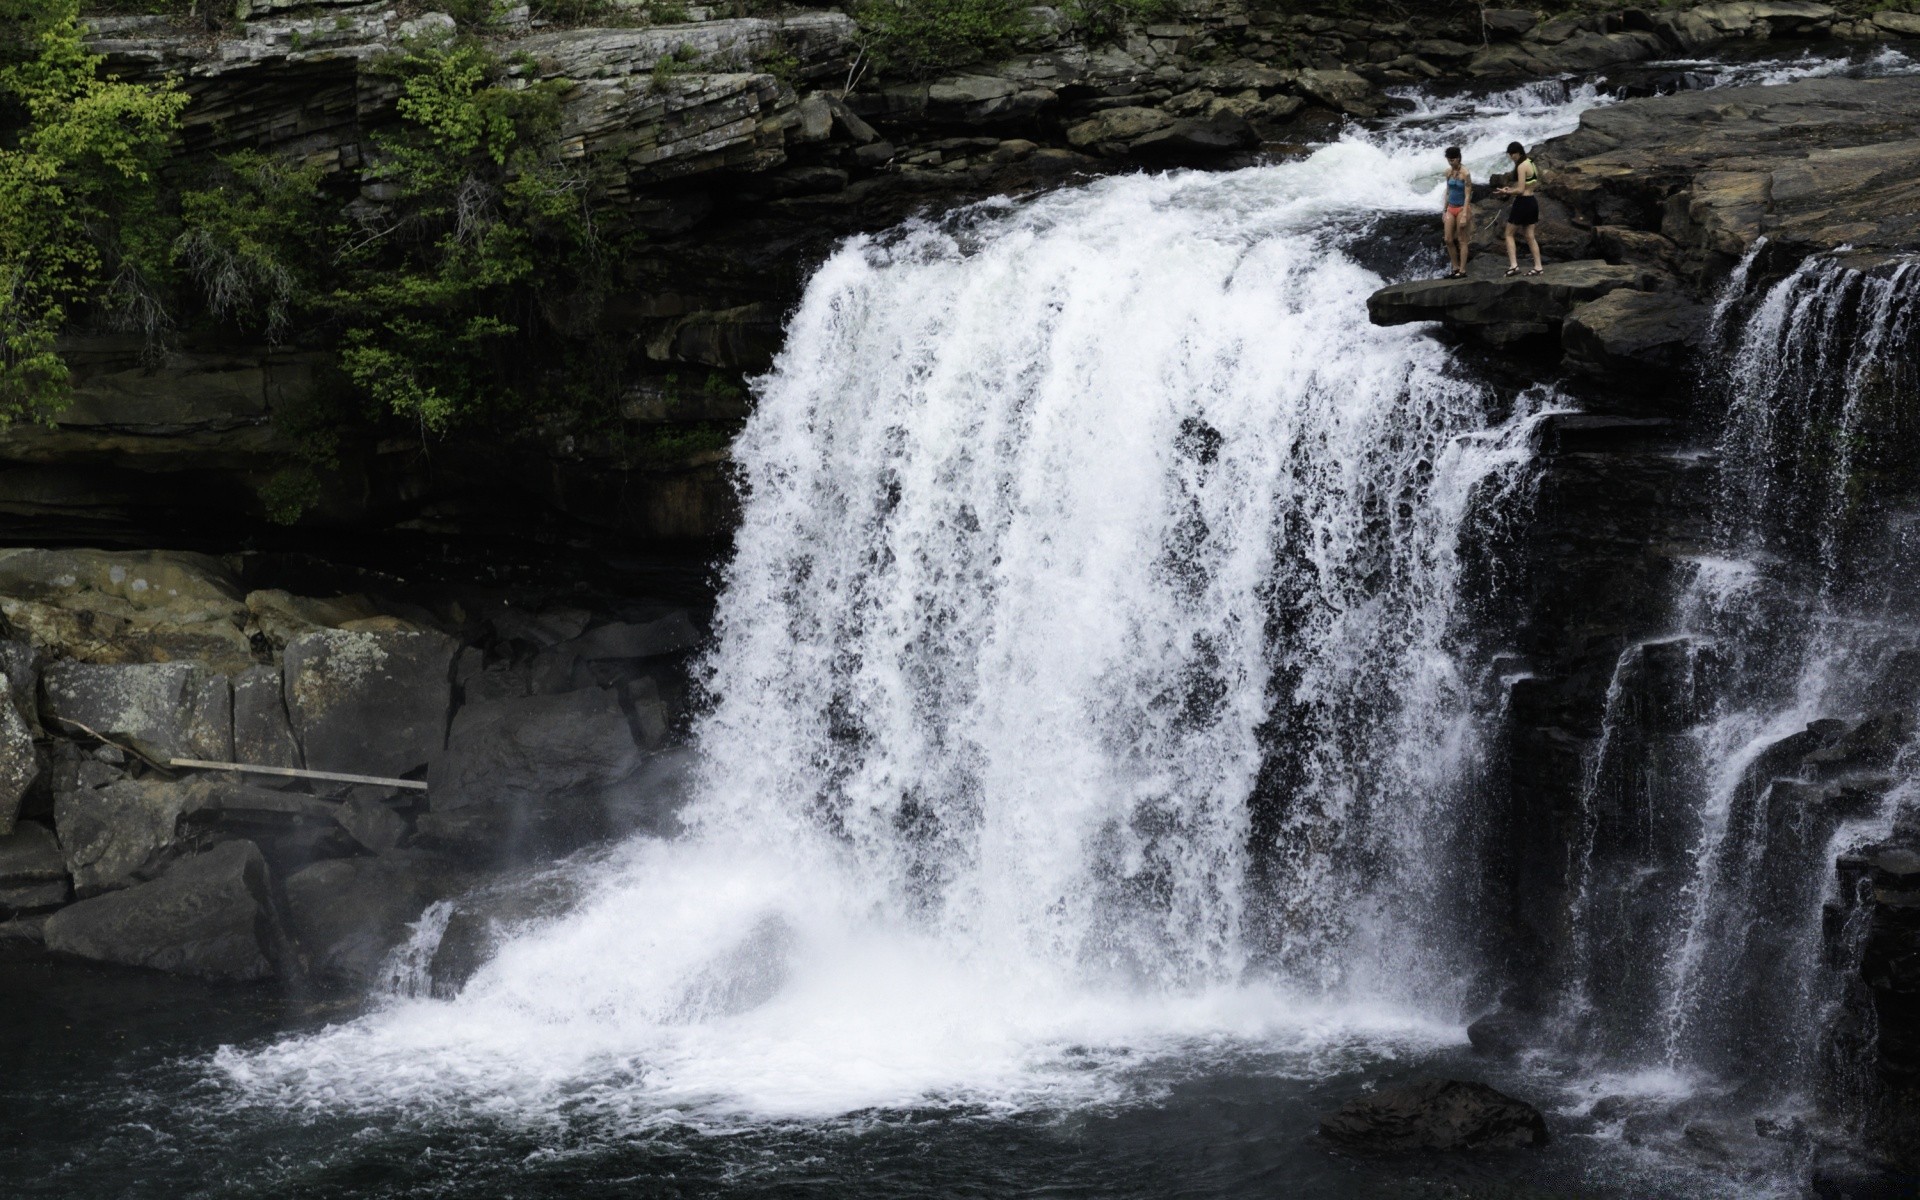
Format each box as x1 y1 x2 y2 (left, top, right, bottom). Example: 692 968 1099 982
209 85 1600 1131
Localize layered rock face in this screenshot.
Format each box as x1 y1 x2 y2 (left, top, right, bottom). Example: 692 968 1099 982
16 0 1898 547
0 547 700 988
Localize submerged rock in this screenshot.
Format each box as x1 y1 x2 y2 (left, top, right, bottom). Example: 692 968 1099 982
43 840 288 982
1319 1079 1550 1152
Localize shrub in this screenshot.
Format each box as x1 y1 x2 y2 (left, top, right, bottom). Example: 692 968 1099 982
0 0 185 420
854 0 1035 79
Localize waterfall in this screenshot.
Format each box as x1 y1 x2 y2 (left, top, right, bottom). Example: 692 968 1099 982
213 86 1601 1126
1556 254 1920 1108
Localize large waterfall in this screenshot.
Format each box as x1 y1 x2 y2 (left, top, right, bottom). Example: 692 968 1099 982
217 85 1595 1125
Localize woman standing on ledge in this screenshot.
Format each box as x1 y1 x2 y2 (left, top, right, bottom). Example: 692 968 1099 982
1498 140 1544 277
1441 146 1473 278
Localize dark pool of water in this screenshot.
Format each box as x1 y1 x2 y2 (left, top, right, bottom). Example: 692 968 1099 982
4 945 1794 1200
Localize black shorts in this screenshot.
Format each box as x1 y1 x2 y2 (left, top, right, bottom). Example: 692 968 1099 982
1508 195 1540 227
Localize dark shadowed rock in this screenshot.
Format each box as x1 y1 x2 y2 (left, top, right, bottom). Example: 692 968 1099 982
421 687 646 860
54 777 211 895
232 663 301 770
561 611 700 662
43 840 287 982
0 671 36 833
1369 261 1658 344
1563 289 1709 379
1320 1079 1550 1152
284 853 468 988
1482 9 1538 38
0 820 70 913
283 628 457 777
1466 1008 1533 1058
335 792 408 853
41 661 232 763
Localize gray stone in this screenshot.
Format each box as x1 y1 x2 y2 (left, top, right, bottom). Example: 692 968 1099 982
1067 106 1173 149
44 840 285 981
0 820 69 912
1875 11 1920 37
1367 261 1659 345
0 672 36 834
1481 9 1538 37
1130 114 1256 157
283 628 457 778
1563 289 1709 380
423 687 646 860
284 854 464 987
562 612 701 662
336 793 408 853
1291 69 1379 117
41 661 232 763
0 640 40 732
1320 1079 1550 1152
0 548 251 672
54 777 211 896
233 664 301 770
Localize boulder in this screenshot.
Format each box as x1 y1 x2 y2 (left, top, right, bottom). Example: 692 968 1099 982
1130 114 1256 158
54 777 211 895
1367 261 1659 345
282 628 457 778
1562 289 1710 380
1876 12 1920 37
232 663 301 770
1320 1079 1551 1152
1066 106 1172 149
562 611 701 662
40 661 233 763
43 840 287 982
335 792 409 853
0 640 40 731
1466 1008 1532 1058
0 672 37 833
925 74 1055 125
1482 9 1538 37
422 687 646 860
0 548 251 671
1292 69 1379 117
284 853 466 987
0 820 70 913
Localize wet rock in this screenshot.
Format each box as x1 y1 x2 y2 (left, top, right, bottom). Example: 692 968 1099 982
1876 12 1920 37
41 661 233 763
1562 289 1710 380
0 641 40 733
421 686 646 860
0 673 37 834
0 821 70 914
1130 113 1256 159
282 628 457 778
232 663 301 771
1368 261 1659 345
1291 68 1379 117
43 840 287 982
54 777 210 896
284 853 466 988
1466 1008 1532 1058
1319 1079 1550 1152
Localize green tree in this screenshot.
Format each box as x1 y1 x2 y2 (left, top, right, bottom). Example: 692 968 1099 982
0 0 185 420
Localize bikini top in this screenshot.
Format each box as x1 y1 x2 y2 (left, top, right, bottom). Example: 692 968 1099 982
1446 175 1466 206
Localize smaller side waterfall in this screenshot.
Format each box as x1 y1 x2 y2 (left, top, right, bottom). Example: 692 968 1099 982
1553 254 1920 1114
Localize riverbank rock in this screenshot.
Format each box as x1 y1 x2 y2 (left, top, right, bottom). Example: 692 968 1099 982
282 628 457 777
42 661 234 763
0 548 253 672
1320 1079 1551 1152
0 677 37 833
0 822 70 914
1368 261 1659 344
43 840 288 982
284 853 468 987
54 777 210 896
421 686 648 860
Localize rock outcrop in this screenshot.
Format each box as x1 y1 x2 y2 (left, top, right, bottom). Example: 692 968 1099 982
1369 261 1660 345
1319 1079 1551 1152
42 840 289 982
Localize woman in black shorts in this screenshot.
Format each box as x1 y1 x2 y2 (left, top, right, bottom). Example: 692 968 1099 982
1497 140 1543 277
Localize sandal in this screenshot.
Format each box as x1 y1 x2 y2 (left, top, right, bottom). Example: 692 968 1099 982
1504 267 1521 277
1526 267 1544 276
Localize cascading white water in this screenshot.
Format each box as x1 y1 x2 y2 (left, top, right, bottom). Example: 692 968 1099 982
212 82 1631 1129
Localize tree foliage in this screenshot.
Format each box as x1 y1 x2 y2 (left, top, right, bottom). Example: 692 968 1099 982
0 0 184 421
854 0 1035 78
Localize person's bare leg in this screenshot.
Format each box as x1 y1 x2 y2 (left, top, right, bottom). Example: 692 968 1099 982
1505 223 1519 271
1444 212 1461 273
1527 226 1542 272
1456 219 1472 274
